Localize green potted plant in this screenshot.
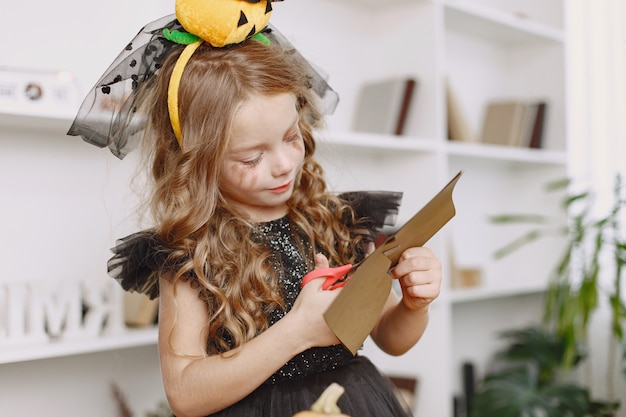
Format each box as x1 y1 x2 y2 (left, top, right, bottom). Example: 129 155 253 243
472 326 619 417
471 174 626 417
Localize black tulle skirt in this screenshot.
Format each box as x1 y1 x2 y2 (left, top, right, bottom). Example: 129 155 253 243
203 356 413 417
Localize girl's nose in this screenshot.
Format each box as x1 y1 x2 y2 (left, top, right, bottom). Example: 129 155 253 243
272 150 295 176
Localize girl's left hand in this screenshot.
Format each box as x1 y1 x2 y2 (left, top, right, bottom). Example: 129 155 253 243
390 247 442 311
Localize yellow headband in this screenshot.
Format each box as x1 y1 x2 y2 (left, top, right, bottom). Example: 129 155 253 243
167 40 203 149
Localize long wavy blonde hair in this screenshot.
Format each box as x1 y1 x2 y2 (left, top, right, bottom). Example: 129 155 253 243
138 37 357 354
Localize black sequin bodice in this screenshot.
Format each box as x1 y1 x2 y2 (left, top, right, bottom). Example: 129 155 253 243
255 216 354 384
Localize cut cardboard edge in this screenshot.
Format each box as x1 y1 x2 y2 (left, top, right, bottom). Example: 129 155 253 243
324 172 462 353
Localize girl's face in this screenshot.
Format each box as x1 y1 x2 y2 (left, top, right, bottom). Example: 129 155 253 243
220 93 305 222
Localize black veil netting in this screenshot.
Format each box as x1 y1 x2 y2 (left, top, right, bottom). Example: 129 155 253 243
67 16 180 159
67 15 339 159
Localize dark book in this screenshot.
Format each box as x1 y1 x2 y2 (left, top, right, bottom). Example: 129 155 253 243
353 77 417 135
528 101 547 148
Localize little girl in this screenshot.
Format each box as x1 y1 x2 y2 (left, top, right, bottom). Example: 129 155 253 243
69 3 441 416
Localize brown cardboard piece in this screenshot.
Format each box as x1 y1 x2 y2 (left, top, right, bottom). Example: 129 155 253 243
324 171 462 354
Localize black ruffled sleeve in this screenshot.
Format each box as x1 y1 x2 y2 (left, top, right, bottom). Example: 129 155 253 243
107 230 180 299
338 191 403 259
339 191 403 232
108 191 402 298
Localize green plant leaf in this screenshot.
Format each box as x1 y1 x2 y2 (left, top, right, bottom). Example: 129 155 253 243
493 229 545 259
472 364 591 417
489 214 555 224
496 327 565 382
545 177 572 192
578 277 599 337
493 228 566 260
588 400 621 417
564 191 591 210
609 294 626 341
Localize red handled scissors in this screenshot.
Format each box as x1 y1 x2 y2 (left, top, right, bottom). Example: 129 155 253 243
301 263 356 290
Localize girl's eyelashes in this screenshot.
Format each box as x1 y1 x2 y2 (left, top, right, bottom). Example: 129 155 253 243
286 134 301 143
238 130 301 167
287 125 303 142
242 154 263 167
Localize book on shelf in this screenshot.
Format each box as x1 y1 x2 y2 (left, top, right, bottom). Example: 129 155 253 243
446 82 475 143
352 77 417 136
528 101 547 149
480 99 547 148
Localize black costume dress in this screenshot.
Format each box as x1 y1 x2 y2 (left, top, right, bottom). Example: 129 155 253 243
108 192 412 417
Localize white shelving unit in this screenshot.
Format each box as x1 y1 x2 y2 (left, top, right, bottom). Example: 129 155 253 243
0 327 158 365
0 0 568 416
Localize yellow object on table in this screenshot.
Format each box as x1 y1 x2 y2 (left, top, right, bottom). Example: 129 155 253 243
292 383 350 417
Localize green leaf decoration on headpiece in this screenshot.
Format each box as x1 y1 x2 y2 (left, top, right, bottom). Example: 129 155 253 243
252 32 271 45
163 28 201 45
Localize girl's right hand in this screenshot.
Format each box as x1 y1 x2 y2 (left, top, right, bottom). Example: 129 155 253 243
289 253 342 348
